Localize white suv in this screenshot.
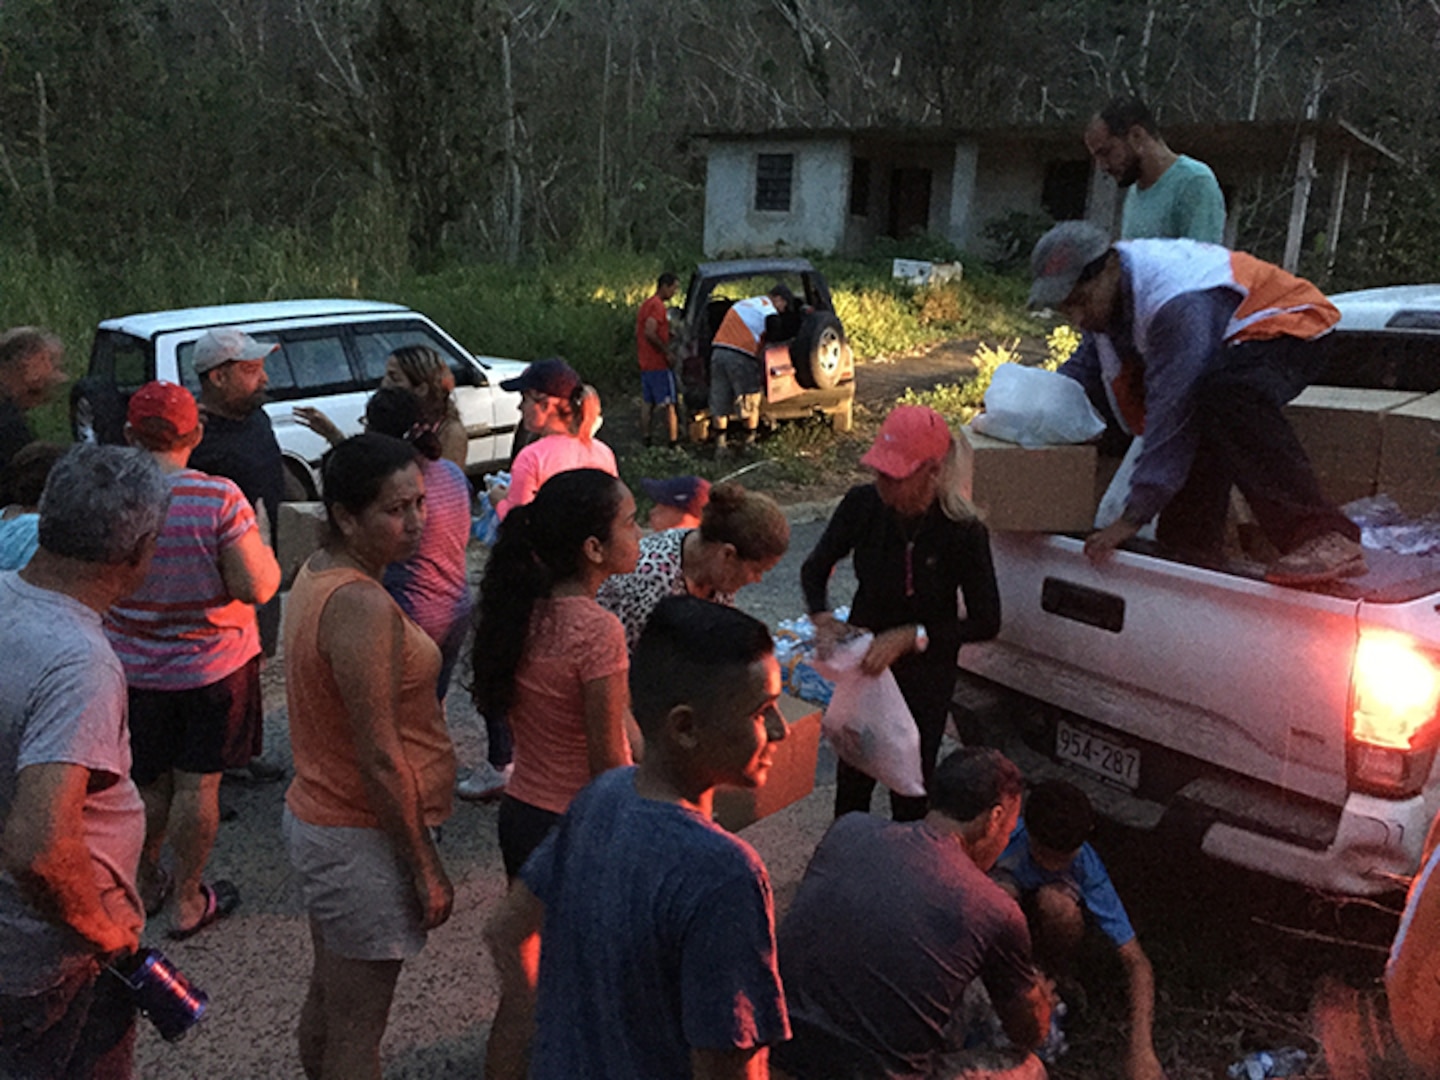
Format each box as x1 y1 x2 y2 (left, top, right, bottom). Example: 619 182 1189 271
73 299 528 499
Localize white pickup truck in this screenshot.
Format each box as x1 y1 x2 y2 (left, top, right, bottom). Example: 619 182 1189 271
955 285 1440 897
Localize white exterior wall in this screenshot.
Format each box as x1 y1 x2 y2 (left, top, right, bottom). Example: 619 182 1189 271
969 153 1047 257
946 141 980 249
703 140 850 256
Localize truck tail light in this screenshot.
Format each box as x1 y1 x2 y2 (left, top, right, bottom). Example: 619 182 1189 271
1349 630 1440 797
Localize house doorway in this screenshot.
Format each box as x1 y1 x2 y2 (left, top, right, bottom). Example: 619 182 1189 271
888 167 932 238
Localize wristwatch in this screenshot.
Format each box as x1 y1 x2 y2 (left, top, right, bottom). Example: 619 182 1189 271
913 624 929 653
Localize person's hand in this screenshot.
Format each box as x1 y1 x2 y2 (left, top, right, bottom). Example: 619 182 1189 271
1126 1045 1166 1080
292 406 344 446
487 480 510 505
413 854 454 931
860 626 919 676
1084 519 1141 564
88 917 141 961
810 611 844 660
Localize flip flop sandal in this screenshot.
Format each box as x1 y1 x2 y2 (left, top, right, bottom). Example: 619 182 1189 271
143 866 174 918
168 880 241 940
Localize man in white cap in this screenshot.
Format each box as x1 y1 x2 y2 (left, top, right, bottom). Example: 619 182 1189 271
188 328 287 782
1031 221 1363 585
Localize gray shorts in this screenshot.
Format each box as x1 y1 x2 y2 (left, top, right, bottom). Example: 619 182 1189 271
283 807 427 961
709 346 763 421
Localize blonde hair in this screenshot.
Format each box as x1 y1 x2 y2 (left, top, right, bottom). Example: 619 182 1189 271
564 384 603 443
936 429 981 523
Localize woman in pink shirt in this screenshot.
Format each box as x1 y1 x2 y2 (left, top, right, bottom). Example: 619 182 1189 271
492 358 617 521
471 468 642 877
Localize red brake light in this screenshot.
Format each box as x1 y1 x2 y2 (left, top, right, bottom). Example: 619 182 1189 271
1349 631 1440 797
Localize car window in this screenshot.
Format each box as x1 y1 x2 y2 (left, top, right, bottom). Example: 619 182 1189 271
278 335 352 394
111 336 150 390
353 322 469 385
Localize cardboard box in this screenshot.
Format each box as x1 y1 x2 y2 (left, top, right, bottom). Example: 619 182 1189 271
276 501 327 587
713 694 822 833
1379 391 1440 515
1284 387 1423 506
963 427 1098 533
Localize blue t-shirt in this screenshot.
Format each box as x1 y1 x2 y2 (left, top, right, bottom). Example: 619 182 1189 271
521 768 790 1080
994 820 1136 947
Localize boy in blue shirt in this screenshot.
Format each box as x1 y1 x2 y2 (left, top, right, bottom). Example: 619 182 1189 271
993 779 1165 1080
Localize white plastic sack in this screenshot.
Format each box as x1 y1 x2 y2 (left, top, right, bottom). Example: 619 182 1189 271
971 363 1106 448
813 634 926 797
1093 436 1156 540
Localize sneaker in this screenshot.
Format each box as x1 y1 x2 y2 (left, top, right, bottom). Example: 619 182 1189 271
456 762 513 802
1265 532 1367 586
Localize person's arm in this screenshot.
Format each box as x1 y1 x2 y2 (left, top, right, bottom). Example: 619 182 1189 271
495 444 541 521
994 977 1052 1052
483 881 545 1080
439 417 469 470
643 311 668 352
691 1047 769 1080
219 521 281 605
800 487 866 615
321 582 452 929
952 520 1001 646
1119 288 1238 529
1118 938 1165 1080
0 763 140 958
581 671 632 777
291 406 345 447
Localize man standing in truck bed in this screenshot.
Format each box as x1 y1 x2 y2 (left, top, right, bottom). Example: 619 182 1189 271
1031 220 1363 586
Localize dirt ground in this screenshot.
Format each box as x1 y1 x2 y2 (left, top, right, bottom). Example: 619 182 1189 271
139 341 1411 1078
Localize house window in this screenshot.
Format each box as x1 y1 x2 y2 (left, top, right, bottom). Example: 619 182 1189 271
755 153 794 212
850 157 871 217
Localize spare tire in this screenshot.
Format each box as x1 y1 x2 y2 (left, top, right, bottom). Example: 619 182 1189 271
70 379 128 445
790 312 846 390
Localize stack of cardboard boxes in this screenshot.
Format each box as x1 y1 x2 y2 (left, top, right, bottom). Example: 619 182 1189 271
962 387 1440 532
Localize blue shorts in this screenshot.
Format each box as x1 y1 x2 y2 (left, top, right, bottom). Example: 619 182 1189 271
641 369 678 406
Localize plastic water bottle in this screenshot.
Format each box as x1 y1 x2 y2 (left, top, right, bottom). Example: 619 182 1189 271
1227 1047 1308 1079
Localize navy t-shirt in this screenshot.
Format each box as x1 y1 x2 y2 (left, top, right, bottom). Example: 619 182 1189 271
190 409 283 544
521 768 790 1079
774 814 1038 1080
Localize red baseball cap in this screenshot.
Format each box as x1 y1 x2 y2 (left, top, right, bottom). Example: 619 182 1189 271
860 405 952 478
127 380 199 436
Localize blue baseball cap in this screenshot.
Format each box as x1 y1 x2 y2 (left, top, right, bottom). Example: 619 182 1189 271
641 475 711 512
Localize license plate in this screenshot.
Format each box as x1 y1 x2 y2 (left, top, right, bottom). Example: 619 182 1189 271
1054 719 1140 790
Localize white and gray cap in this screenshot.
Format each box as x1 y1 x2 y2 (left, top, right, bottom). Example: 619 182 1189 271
1027 221 1113 310
192 328 277 374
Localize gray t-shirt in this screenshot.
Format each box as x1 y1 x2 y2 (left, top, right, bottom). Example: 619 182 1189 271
774 814 1039 1080
0 572 145 995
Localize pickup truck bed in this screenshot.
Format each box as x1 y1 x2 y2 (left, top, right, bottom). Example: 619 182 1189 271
955 532 1440 896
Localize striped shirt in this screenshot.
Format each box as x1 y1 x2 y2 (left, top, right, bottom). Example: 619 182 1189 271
105 468 260 691
384 456 474 646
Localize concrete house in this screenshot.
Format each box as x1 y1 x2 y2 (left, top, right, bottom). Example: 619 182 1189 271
701 121 1395 271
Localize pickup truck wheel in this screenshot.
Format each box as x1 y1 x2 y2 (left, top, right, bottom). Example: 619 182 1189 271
70 380 127 445
829 398 854 433
790 312 846 391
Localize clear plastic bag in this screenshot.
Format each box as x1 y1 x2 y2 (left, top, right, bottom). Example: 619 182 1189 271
813 633 926 797
972 363 1106 447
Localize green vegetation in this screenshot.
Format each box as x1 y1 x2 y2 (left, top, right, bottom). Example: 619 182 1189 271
896 338 1027 425
3 231 1037 442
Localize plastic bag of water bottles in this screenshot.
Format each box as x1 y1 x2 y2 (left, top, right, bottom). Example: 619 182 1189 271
471 471 509 546
773 607 848 706
1227 1047 1308 1079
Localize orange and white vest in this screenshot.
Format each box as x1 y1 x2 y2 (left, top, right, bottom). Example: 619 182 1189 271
712 296 777 358
1096 240 1340 434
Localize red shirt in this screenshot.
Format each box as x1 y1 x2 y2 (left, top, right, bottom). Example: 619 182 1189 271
636 294 671 372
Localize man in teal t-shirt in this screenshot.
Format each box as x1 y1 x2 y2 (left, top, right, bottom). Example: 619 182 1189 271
1085 95 1225 243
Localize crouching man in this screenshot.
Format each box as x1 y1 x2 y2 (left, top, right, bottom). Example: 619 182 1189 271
773 748 1052 1080
0 445 171 1078
992 781 1165 1080
484 595 791 1079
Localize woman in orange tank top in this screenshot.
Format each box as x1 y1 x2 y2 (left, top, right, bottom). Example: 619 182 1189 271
282 433 456 1080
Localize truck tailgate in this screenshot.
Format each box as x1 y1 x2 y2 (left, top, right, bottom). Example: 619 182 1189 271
959 532 1361 807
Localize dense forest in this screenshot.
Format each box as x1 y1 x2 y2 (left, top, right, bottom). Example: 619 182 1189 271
3 0 1439 283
